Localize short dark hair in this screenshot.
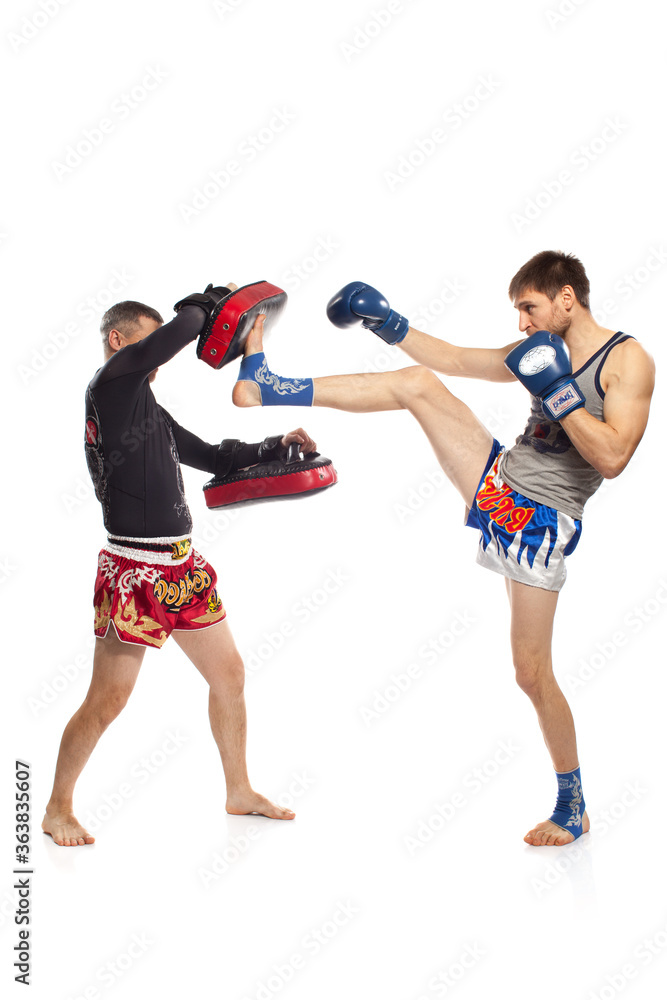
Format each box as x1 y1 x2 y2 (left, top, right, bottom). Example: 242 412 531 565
100 300 163 350
508 250 590 309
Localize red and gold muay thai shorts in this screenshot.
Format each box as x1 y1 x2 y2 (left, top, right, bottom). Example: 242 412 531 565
93 535 226 648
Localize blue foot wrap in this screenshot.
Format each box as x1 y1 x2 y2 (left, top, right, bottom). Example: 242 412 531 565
549 766 586 840
237 352 313 406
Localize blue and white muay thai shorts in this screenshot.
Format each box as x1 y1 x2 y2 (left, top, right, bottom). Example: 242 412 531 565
465 440 582 592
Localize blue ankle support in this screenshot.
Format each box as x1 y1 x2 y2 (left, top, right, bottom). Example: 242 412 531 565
237 352 314 406
549 766 585 840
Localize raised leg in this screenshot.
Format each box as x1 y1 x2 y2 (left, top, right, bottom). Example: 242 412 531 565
42 626 145 846
233 319 493 506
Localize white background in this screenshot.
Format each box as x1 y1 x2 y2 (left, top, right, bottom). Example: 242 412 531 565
3 1 666 998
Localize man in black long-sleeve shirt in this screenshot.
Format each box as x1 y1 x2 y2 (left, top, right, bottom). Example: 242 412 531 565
42 291 315 846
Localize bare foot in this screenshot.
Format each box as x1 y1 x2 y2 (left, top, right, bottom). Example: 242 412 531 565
524 810 590 846
231 315 265 408
42 810 95 847
226 789 295 821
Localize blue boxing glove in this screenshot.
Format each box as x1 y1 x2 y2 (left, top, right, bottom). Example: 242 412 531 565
326 281 409 345
504 330 586 421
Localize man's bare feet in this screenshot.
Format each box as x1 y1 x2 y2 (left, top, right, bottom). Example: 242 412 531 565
226 788 295 821
42 810 95 847
524 810 590 846
231 315 265 408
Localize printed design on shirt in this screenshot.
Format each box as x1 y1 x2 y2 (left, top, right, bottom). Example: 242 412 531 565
164 419 191 523
113 597 167 647
153 567 212 614
516 399 572 456
85 417 100 447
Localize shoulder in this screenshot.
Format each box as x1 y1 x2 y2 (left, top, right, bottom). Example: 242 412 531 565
600 335 655 394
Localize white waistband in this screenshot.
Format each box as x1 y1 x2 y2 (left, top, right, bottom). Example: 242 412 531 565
105 534 192 566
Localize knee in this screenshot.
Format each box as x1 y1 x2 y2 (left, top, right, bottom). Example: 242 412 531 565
513 654 549 698
210 655 245 697
85 684 134 729
394 365 443 406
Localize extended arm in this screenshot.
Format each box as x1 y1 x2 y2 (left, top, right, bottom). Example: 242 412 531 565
160 407 271 475
160 408 317 476
398 326 521 382
559 341 655 479
326 280 520 382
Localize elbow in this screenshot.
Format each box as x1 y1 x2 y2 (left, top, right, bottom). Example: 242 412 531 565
599 456 628 480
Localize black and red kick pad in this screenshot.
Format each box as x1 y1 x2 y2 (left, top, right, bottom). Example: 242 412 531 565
197 280 287 369
203 443 338 509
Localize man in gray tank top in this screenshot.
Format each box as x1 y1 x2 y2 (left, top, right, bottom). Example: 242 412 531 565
233 251 655 847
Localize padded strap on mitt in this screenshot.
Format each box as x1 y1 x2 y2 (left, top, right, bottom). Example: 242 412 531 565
204 442 337 509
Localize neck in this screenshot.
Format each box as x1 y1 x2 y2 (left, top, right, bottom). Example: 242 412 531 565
562 309 613 352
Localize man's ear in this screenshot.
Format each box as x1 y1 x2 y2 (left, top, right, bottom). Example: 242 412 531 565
107 328 123 353
560 285 576 311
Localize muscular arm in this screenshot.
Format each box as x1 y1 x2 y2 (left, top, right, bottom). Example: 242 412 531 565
398 326 521 382
559 341 655 479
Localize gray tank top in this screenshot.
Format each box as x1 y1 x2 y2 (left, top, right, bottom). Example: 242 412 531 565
498 332 634 519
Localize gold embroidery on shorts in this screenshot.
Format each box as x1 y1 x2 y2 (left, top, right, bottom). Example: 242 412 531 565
190 589 226 625
171 538 191 560
114 597 167 647
94 590 112 631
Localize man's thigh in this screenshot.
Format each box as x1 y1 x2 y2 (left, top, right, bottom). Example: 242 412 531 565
170 619 243 687
506 579 559 664
88 625 146 700
405 369 495 507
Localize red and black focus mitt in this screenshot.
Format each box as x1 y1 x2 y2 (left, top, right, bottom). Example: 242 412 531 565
203 436 337 509
174 281 287 370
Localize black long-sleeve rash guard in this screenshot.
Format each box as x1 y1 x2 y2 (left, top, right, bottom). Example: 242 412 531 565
84 306 262 538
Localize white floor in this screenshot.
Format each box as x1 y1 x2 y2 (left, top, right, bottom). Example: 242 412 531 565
4 1 666 996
